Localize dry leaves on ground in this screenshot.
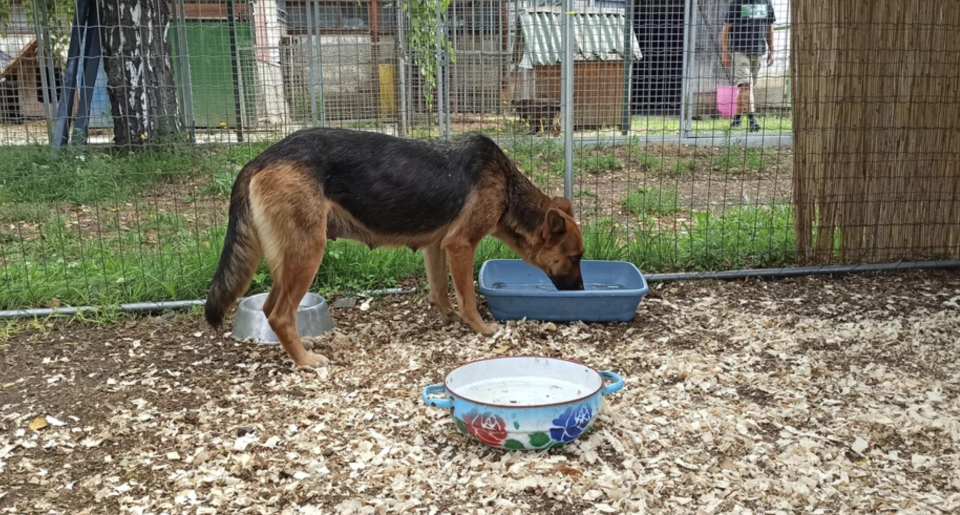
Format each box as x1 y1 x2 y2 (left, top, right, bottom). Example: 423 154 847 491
1 272 959 514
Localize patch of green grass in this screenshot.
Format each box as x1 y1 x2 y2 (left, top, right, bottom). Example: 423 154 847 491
511 140 623 179
193 141 277 198
532 172 554 189
543 156 623 179
671 160 696 175
0 144 195 205
199 170 239 197
0 215 520 309
0 318 50 347
0 202 47 222
508 139 564 169
712 145 768 172
631 115 792 135
409 127 440 139
631 117 684 135
620 202 797 270
0 137 806 310
622 185 682 216
633 151 662 170
546 161 568 177
575 189 597 198
343 121 382 130
580 156 623 175
0 202 808 309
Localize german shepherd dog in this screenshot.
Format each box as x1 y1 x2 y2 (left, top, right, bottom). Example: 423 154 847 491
205 128 585 368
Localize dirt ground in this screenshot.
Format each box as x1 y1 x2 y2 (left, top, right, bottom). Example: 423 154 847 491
1 271 959 514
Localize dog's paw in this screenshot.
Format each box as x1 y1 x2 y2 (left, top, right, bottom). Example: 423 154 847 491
295 352 330 369
478 323 501 336
439 310 461 324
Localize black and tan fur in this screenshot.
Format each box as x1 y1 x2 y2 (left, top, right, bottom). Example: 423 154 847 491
205 128 585 368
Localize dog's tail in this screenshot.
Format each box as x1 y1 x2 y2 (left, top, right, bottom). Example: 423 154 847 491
205 171 262 328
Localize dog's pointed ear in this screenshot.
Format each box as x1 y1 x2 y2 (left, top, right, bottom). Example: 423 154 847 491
552 196 574 216
541 208 567 241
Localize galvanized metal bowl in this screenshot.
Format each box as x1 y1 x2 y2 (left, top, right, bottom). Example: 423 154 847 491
231 292 335 345
422 356 624 450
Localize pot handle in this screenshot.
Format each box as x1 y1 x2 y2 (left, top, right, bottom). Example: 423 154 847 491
599 371 624 396
421 384 453 409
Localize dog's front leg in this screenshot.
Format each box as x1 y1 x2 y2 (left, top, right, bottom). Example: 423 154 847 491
443 240 499 336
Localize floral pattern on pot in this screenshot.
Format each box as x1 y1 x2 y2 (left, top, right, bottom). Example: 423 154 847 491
549 403 593 443
461 409 508 447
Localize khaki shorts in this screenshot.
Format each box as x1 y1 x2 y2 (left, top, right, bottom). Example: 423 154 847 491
733 53 762 86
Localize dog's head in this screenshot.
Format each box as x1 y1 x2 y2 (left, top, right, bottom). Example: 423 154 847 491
530 197 585 291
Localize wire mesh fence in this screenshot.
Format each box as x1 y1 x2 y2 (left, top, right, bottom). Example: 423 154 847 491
0 0 956 310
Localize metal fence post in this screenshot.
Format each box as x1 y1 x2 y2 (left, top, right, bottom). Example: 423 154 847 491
313 0 326 127
226 0 245 142
397 0 408 136
620 0 634 136
444 38 451 139
679 0 694 138
176 0 196 142
306 0 318 127
685 2 700 136
561 0 574 199
38 0 59 113
171 0 186 130
31 0 54 145
435 0 445 138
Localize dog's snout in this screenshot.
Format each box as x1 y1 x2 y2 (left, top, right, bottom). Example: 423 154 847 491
550 273 584 291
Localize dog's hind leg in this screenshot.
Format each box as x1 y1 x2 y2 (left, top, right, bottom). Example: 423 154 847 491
250 166 329 368
262 283 281 319
424 242 458 323
266 233 328 368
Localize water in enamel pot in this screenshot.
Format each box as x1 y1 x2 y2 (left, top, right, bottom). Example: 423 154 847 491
446 357 603 407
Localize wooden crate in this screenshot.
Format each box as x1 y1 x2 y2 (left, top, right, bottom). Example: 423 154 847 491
534 61 625 130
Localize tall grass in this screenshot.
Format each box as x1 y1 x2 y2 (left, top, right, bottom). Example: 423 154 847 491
0 144 197 205
712 145 769 172
590 201 796 271
0 141 802 310
0 203 798 309
622 185 682 216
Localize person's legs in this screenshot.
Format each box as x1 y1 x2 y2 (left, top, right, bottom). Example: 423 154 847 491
747 55 762 132
731 53 753 128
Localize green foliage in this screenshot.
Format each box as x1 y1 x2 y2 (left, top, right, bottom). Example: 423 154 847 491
0 211 802 309
194 141 276 198
632 150 662 170
578 203 796 271
574 189 597 198
580 156 623 175
0 145 194 205
0 0 75 59
622 185 682 216
672 159 696 175
713 145 768 172
0 140 805 310
401 0 456 108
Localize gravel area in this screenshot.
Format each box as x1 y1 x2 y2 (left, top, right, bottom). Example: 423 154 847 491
1 271 959 514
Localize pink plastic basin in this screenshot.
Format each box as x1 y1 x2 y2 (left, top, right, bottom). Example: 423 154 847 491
717 85 740 119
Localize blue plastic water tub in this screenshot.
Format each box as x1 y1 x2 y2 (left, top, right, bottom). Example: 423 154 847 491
478 259 649 323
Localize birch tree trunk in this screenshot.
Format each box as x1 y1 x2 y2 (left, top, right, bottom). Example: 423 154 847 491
98 0 180 147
